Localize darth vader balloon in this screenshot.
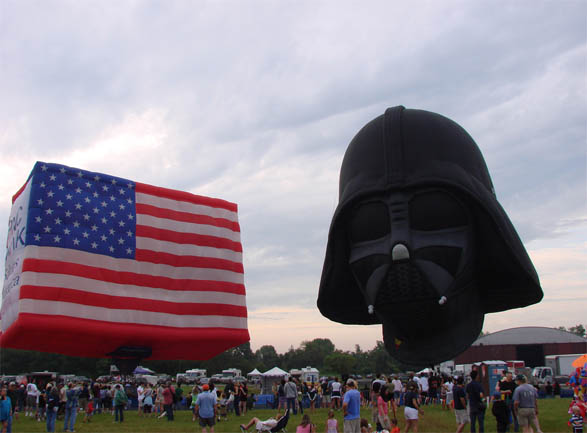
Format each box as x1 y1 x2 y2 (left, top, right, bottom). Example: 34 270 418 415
317 106 543 366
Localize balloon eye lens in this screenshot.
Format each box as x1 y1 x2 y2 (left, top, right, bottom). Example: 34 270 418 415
409 191 467 230
349 202 389 242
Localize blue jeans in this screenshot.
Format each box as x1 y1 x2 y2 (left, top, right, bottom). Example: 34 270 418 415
470 409 485 433
63 407 77 432
115 404 124 422
46 408 56 432
164 404 174 421
6 415 12 433
286 397 297 415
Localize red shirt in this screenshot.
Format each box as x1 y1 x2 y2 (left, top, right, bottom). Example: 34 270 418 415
162 387 174 405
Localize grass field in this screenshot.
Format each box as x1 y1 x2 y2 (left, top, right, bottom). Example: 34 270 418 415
10 398 577 433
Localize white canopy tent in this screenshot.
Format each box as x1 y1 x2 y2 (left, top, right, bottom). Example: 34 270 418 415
247 368 262 377
261 367 289 394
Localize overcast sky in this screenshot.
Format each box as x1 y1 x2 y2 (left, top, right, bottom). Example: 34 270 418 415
1 0 585 354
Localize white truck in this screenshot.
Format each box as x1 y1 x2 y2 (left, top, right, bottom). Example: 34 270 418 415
221 368 242 382
531 353 583 385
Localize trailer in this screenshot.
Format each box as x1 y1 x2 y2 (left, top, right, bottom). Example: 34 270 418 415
545 354 584 376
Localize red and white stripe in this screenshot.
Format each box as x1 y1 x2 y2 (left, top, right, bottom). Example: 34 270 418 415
12 182 248 334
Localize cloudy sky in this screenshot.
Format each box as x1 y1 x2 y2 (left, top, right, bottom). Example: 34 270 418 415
1 0 585 354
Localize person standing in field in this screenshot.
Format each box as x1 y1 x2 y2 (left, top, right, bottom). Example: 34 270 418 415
342 379 361 433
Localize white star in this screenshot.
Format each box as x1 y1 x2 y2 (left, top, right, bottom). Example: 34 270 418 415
109 228 115 235
119 188 125 195
101 235 107 242
40 182 46 188
75 187 82 194
91 225 98 232
119 204 125 210
91 242 98 249
83 214 90 221
37 198 44 205
47 190 54 198
85 181 92 188
94 175 100 181
110 195 116 201
67 179 74 185
93 207 99 214
73 221 80 228
58 184 65 190
59 167 66 174
66 194 73 200
73 238 80 246
77 171 83 178
127 230 133 237
49 174 56 181
64 228 71 235
56 200 64 207
127 183 133 189
101 217 108 224
34 234 41 241
110 211 116 217
102 185 109 192
45 208 53 215
118 220 125 227
93 192 99 198
82 231 89 238
118 237 125 245
35 216 42 223
101 201 107 207
41 164 48 171
54 217 62 225
126 248 132 255
109 246 115 252
84 197 91 203
127 198 133 204
111 179 117 185
65 210 72 217
44 226 51 233
74 203 82 210
53 235 61 243
127 214 134 220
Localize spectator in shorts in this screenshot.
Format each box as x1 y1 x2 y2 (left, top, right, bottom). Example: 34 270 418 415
240 411 283 432
391 375 403 406
196 384 217 433
513 375 540 433
343 379 361 433
404 381 422 432
453 376 469 433
331 378 342 410
26 380 38 417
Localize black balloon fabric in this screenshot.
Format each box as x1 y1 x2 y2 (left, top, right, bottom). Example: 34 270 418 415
317 106 543 366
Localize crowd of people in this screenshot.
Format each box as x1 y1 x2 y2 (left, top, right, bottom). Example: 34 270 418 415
0 370 582 433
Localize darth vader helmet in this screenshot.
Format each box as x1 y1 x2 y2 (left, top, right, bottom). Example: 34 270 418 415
317 106 542 366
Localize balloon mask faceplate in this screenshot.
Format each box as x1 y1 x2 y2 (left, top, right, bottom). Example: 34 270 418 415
347 188 476 344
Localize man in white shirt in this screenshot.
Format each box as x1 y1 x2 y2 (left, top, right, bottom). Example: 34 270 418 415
391 376 403 405
419 374 429 404
26 381 39 417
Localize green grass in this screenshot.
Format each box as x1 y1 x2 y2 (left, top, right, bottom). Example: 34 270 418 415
11 398 577 432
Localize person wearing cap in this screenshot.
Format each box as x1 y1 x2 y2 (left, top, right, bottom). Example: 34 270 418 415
512 375 540 433
195 384 217 433
453 376 469 433
342 379 361 433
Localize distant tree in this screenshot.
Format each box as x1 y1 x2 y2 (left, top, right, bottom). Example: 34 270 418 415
255 345 280 371
556 325 586 337
324 351 356 377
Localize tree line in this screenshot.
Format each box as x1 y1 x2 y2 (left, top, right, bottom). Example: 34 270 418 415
1 324 584 379
0 338 406 379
